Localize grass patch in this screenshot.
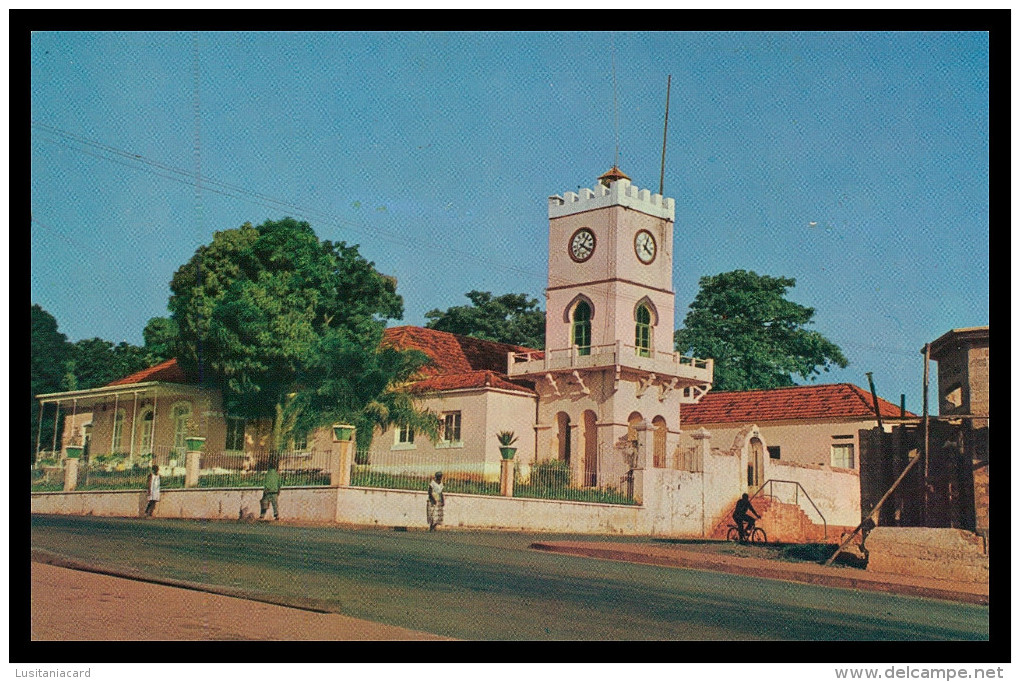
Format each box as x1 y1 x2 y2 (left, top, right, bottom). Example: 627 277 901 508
650 538 867 569
30 481 65 493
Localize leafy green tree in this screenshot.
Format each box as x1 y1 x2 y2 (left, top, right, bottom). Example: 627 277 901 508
674 270 848 391
296 333 440 459
64 338 151 391
142 316 178 365
31 304 70 458
169 217 435 451
424 290 545 349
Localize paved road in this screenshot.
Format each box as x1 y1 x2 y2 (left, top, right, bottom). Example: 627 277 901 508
32 562 451 641
30 515 989 641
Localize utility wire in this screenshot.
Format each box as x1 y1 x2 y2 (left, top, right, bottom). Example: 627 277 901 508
32 121 691 312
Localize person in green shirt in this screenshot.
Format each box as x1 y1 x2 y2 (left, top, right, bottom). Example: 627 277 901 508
260 463 282 521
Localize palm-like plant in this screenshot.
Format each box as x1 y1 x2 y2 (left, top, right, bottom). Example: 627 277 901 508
291 334 441 463
496 431 518 447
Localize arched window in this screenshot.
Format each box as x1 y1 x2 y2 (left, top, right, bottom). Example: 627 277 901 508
556 412 572 464
626 412 644 442
573 301 592 356
171 403 192 454
635 304 652 357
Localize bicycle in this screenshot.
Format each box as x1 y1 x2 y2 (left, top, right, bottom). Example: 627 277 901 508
727 517 767 544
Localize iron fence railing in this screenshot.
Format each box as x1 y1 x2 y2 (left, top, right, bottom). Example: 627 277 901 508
33 445 636 505
750 478 828 540
31 448 332 492
352 448 636 505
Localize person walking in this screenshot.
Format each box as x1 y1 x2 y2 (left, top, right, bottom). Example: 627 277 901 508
426 471 444 531
259 462 282 521
144 464 161 517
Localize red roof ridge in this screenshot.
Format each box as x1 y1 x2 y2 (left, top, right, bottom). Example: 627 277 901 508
383 325 541 354
681 382 916 425
106 357 189 386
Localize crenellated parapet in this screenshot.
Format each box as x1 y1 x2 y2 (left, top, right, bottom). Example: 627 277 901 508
548 178 675 221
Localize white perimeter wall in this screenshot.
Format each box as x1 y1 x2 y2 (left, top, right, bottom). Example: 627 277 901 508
31 486 647 535
31 430 862 534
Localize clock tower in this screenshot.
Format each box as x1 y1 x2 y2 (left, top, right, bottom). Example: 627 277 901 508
508 167 713 490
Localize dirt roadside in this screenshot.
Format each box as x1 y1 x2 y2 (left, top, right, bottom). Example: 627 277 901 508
31 561 453 641
529 541 989 605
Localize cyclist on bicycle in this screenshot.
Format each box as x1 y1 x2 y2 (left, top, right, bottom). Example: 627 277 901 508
732 493 761 541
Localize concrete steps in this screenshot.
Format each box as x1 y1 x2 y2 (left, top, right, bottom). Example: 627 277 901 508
708 495 848 543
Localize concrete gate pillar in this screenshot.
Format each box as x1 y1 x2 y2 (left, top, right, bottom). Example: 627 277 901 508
330 440 354 487
629 420 651 504
500 458 515 497
690 428 711 472
185 451 201 488
63 458 79 492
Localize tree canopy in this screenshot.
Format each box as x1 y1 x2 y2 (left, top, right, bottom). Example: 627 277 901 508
674 270 848 391
63 338 151 391
31 305 70 456
31 305 156 458
141 316 179 366
424 290 545 350
168 217 436 450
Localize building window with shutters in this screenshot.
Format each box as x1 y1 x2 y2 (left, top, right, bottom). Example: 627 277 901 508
831 443 855 468
393 424 416 450
225 417 246 452
112 409 126 452
438 412 462 448
139 410 154 454
171 403 192 455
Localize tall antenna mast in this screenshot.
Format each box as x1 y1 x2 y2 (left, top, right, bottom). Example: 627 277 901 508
612 34 620 169
659 74 672 196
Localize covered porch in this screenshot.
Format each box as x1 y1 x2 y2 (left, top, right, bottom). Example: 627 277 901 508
34 380 216 468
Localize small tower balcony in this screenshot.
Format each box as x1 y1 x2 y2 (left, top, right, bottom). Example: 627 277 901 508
507 341 714 401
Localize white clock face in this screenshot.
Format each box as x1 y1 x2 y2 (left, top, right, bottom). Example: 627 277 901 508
570 228 596 262
635 230 657 264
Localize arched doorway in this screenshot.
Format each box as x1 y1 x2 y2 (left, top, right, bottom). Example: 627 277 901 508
582 410 598 486
625 412 644 469
626 412 643 442
748 437 764 490
556 412 572 465
652 416 668 468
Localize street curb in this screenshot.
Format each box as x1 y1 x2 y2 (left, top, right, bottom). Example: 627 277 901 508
529 542 989 606
30 548 343 614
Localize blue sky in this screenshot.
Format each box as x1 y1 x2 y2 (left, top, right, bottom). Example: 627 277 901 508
30 31 989 413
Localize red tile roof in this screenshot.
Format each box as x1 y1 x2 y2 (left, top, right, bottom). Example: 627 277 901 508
103 327 539 395
106 358 190 386
410 370 534 394
382 326 538 394
680 383 916 425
